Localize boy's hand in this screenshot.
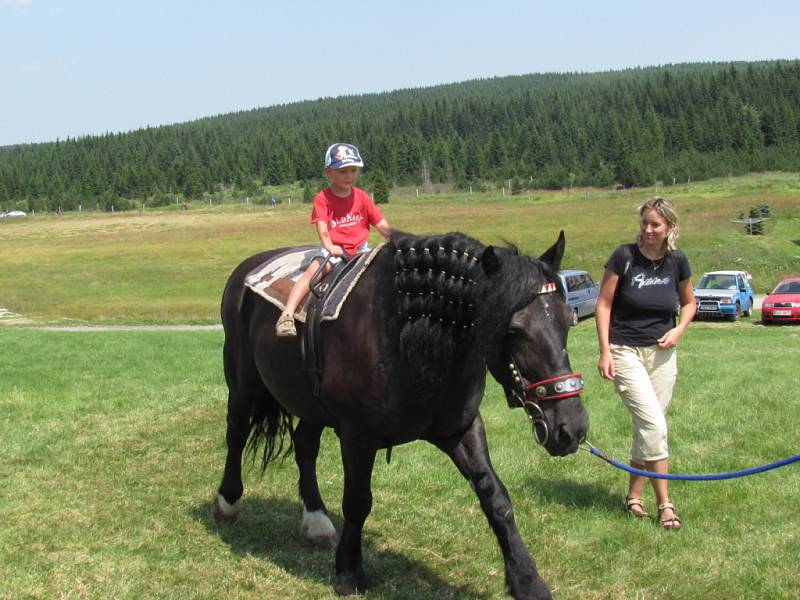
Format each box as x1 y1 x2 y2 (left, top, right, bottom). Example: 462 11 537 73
329 245 344 257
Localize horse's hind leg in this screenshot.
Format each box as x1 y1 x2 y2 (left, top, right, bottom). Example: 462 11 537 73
294 420 337 548
214 386 254 521
214 340 264 522
434 414 551 600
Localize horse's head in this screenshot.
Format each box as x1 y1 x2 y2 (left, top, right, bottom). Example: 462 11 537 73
483 232 589 456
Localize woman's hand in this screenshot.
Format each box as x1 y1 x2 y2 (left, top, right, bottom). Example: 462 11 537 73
657 327 684 349
598 350 615 381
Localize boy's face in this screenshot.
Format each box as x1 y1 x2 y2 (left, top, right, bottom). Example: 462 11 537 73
325 165 359 194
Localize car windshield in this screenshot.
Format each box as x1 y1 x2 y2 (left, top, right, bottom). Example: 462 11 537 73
774 281 800 294
698 274 737 290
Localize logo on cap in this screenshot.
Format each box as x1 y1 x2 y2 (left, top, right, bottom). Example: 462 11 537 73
325 143 364 169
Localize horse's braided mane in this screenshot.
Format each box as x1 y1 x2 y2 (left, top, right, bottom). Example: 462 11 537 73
392 231 484 330
388 230 551 395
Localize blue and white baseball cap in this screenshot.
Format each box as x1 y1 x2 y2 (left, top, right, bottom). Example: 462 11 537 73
324 143 364 169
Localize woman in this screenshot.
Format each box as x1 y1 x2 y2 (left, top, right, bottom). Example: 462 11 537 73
595 196 696 529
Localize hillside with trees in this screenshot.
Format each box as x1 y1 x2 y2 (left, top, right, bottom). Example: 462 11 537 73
1 60 799 213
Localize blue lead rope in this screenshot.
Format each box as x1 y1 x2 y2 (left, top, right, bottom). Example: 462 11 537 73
583 442 800 481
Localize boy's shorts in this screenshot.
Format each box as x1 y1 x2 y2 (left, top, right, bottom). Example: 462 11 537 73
310 242 369 264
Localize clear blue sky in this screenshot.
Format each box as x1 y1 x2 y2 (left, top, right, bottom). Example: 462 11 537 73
1 0 798 147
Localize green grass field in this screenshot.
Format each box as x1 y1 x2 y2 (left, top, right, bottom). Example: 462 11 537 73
1 324 798 599
1 173 799 599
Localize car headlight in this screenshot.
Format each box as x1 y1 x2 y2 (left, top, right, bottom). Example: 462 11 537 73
719 298 733 304
763 302 774 308
793 302 800 308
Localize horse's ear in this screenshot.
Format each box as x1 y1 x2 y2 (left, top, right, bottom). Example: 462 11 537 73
539 230 566 271
481 246 502 276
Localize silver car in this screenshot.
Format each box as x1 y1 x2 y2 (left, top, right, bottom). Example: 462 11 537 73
558 269 600 326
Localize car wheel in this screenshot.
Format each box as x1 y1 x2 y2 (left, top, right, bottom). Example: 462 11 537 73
743 298 753 317
570 308 579 327
729 302 741 322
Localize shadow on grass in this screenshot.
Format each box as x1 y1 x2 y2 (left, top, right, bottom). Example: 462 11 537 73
191 496 485 600
520 476 618 512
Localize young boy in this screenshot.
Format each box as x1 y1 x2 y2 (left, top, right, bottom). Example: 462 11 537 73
275 143 392 337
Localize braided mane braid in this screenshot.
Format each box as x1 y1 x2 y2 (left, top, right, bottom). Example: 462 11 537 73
390 231 487 393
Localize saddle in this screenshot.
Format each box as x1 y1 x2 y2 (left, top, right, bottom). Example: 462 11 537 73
244 245 384 395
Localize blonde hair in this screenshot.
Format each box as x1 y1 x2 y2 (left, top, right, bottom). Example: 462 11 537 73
637 196 679 252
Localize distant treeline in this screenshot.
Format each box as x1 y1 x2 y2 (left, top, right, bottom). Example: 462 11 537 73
1 60 800 212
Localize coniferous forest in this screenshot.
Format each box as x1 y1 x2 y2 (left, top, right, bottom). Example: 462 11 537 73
1 60 799 213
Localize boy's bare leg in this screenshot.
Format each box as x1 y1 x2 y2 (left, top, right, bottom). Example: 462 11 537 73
283 260 321 318
276 259 336 337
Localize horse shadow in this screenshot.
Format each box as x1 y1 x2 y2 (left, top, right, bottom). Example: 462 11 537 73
520 476 619 513
190 495 486 599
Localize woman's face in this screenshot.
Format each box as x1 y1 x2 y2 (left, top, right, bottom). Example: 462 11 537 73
640 208 672 247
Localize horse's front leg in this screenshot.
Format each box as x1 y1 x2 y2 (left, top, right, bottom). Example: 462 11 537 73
435 414 551 600
334 432 377 596
294 419 337 548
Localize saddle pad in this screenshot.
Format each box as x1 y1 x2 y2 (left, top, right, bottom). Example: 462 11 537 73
244 244 384 323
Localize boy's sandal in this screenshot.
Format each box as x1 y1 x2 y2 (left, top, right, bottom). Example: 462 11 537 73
657 502 682 530
623 497 650 519
275 313 297 337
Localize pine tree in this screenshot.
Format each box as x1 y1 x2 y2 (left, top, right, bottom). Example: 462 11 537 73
371 170 390 204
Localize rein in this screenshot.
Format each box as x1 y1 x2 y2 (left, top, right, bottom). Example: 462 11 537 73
581 441 800 480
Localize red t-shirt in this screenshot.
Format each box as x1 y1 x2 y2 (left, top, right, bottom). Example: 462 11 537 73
310 187 384 255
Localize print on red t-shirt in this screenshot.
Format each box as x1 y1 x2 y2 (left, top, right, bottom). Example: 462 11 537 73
310 187 384 255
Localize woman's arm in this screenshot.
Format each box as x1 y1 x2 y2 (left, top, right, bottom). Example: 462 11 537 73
657 278 696 349
595 268 619 381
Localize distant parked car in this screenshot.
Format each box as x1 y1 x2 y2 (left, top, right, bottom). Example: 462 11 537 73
761 278 800 325
558 269 599 326
693 270 754 321
1 210 27 218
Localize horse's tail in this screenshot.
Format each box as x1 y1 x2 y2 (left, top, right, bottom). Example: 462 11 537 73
221 254 294 473
245 393 294 472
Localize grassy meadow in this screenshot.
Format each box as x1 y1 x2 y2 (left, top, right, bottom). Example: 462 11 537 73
1 172 799 324
1 172 799 599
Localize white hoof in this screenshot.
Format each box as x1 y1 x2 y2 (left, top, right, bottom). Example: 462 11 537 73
300 508 337 549
213 494 242 522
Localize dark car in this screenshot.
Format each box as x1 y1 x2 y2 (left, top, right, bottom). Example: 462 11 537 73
762 278 800 324
558 269 600 326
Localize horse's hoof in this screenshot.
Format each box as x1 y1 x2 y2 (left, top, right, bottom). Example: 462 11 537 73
213 494 242 523
508 575 551 600
300 508 337 549
334 568 369 596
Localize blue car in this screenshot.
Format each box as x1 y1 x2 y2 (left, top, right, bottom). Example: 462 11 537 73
558 269 600 326
693 270 755 321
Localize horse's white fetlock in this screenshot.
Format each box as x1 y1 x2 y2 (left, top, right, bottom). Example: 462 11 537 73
301 508 337 548
214 494 242 522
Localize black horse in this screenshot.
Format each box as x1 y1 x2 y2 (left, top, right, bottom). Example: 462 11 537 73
214 230 589 599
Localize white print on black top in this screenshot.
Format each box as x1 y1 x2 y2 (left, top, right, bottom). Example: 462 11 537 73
630 273 672 289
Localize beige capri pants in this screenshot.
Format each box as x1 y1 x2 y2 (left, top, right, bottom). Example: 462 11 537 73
610 344 678 463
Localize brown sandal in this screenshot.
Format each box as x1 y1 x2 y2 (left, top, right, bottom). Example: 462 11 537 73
623 497 650 519
657 501 682 529
275 313 297 337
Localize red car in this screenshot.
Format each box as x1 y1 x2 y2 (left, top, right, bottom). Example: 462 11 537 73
761 278 800 324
